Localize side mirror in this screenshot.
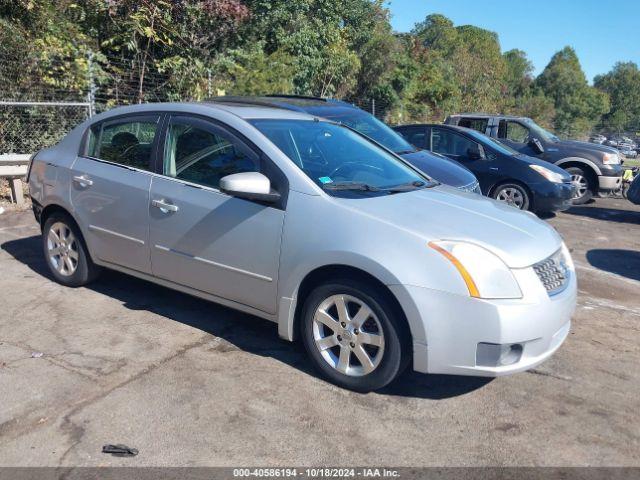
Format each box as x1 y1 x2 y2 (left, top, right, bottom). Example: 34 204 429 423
529 137 545 154
219 172 281 203
467 144 486 160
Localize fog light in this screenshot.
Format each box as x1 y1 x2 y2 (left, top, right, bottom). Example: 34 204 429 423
476 342 523 367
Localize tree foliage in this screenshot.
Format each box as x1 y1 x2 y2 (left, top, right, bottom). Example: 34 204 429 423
1 4 638 138
535 47 609 137
595 62 640 132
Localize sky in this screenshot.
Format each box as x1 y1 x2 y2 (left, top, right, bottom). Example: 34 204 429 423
387 0 640 82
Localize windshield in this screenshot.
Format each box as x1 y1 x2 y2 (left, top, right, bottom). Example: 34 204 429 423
523 118 559 142
462 128 521 156
321 110 416 154
250 119 427 192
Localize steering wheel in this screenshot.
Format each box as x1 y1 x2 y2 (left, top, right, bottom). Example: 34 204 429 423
121 143 140 158
330 162 382 181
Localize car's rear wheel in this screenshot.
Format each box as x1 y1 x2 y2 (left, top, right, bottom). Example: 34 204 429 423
300 280 407 392
492 183 530 210
566 166 593 205
43 213 100 287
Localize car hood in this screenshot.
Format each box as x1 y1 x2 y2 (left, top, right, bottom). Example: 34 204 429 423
554 139 617 155
346 186 562 268
400 149 478 188
512 153 571 180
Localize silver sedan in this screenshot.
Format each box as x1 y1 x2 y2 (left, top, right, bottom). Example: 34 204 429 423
28 102 576 391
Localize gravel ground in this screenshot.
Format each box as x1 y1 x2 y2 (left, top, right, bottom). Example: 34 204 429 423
0 198 639 467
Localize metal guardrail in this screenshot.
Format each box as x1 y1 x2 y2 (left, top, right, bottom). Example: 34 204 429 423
0 153 31 205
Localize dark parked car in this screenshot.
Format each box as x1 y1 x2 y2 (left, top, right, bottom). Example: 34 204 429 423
628 175 640 205
445 113 623 205
393 124 575 214
212 96 481 194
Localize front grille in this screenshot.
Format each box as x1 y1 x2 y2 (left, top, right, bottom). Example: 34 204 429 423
533 249 569 295
459 181 481 195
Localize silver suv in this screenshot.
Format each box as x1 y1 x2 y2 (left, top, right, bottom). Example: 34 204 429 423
28 103 577 391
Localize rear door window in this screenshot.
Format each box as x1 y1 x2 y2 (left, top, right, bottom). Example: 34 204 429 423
86 116 160 171
457 118 489 134
432 128 481 160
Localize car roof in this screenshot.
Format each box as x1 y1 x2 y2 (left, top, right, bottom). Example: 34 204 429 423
86 101 318 122
449 113 530 121
394 123 470 132
210 95 359 115
206 101 317 120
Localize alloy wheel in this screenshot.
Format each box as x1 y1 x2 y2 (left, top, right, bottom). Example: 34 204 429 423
496 186 526 209
571 174 589 199
47 222 79 276
312 294 385 377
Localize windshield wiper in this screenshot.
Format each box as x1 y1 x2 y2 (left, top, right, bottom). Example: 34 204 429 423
394 149 418 155
386 180 435 193
321 181 381 192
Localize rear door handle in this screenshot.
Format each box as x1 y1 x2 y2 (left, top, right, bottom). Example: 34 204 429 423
72 175 93 187
151 199 179 213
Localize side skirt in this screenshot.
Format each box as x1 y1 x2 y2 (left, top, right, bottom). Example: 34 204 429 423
94 259 279 325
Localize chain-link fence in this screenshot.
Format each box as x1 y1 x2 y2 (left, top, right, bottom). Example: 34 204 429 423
0 51 403 156
0 102 91 154
0 51 93 155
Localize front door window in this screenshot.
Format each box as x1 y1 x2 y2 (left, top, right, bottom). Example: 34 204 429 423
500 121 530 144
164 119 259 189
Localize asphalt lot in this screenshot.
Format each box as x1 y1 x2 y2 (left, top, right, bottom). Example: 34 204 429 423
0 198 639 467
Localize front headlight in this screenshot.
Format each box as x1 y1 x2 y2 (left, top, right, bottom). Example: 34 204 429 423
530 164 565 183
602 152 620 165
429 241 522 299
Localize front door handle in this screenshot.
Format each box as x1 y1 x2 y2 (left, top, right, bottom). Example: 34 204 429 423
72 175 93 187
151 199 179 213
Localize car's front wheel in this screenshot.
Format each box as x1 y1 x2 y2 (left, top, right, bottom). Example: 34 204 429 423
491 183 531 210
42 213 101 287
566 166 593 204
300 279 408 392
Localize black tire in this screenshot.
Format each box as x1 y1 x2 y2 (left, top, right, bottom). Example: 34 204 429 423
300 279 409 392
491 183 531 211
42 212 101 287
565 166 594 205
622 183 630 199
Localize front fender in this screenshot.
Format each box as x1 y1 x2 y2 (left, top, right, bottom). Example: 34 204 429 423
276 252 404 342
555 157 602 176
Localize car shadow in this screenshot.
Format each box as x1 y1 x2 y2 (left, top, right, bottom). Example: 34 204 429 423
537 211 557 220
564 205 640 225
2 235 491 400
586 249 640 282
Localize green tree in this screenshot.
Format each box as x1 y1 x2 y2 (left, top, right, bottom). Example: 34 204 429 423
219 44 296 96
452 25 506 112
536 46 609 137
404 14 507 116
503 49 533 97
595 62 640 132
412 13 457 55
240 0 387 97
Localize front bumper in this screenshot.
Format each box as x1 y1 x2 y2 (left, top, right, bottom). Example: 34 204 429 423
391 263 576 377
598 165 623 192
598 174 622 191
530 181 575 212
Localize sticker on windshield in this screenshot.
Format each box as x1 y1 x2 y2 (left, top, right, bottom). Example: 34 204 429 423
319 176 333 184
